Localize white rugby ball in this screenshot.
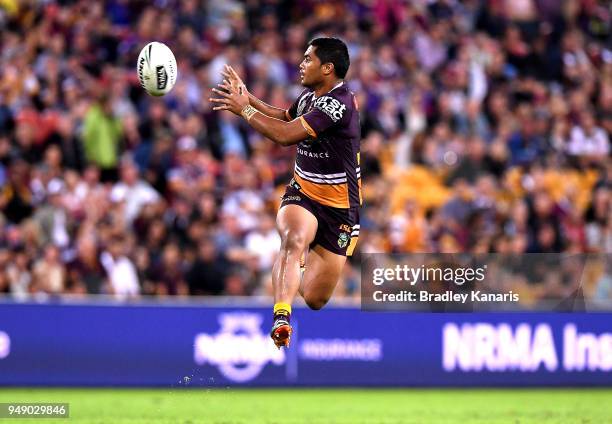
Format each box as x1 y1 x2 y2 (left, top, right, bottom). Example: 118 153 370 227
137 41 177 96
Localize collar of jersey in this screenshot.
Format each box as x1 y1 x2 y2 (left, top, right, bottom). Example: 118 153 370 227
312 81 344 100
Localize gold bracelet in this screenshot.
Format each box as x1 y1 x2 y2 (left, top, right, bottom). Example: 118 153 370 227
241 105 258 122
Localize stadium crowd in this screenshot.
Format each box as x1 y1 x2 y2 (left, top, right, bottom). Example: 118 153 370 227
0 0 609 301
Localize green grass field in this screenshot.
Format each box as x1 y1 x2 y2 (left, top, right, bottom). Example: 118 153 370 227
0 388 610 423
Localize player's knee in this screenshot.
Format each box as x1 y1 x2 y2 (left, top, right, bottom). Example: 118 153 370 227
280 230 308 254
304 293 330 310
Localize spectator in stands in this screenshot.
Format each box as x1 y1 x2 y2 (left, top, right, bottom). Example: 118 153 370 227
187 237 228 296
31 244 65 295
82 93 123 182
100 235 140 299
110 156 161 226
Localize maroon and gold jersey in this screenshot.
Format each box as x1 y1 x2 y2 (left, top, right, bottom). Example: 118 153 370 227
285 82 362 209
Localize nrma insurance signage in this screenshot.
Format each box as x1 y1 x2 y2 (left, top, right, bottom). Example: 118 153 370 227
443 323 612 373
193 312 383 384
0 304 609 386
191 311 611 386
194 313 286 382
0 331 10 360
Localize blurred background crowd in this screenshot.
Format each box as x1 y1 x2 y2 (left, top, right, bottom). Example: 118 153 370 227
0 0 609 301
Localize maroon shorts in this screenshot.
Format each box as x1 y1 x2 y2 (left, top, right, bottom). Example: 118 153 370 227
280 185 360 256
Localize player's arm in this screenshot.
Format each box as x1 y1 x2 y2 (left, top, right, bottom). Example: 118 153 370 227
210 79 311 146
243 111 311 146
247 93 292 121
221 65 291 121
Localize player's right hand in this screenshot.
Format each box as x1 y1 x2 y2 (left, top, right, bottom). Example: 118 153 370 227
221 65 248 97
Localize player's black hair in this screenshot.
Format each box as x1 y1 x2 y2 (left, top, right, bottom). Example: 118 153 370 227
308 37 350 79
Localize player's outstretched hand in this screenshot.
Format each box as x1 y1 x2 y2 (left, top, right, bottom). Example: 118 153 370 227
209 73 249 115
221 65 248 96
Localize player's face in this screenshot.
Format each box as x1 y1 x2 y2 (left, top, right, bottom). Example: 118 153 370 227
299 46 322 87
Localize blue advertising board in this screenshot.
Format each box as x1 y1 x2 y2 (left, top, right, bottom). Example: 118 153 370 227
0 302 610 387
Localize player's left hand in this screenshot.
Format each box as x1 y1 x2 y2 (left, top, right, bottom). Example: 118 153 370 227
209 79 249 115
221 65 248 97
